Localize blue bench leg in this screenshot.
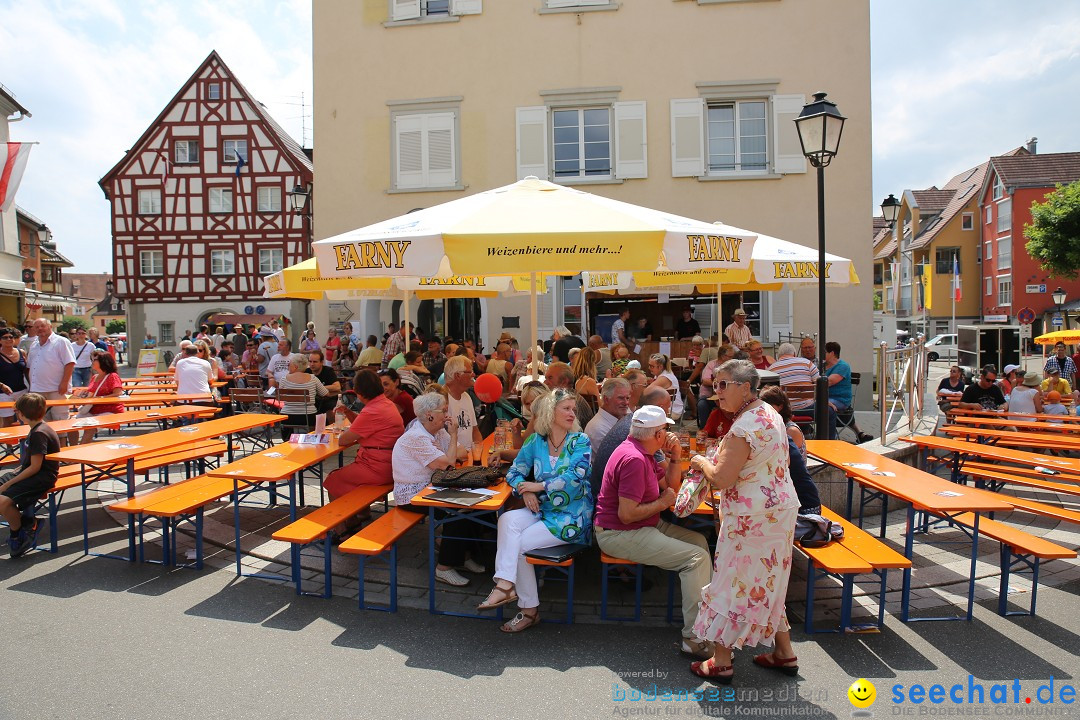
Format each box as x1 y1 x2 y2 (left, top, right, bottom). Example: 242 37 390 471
357 555 366 610
601 564 609 619
839 574 854 630
195 509 204 570
666 570 677 624
877 569 888 628
323 533 333 599
901 505 916 623
47 494 59 553
389 545 398 612
805 557 816 634
997 543 1010 616
290 543 302 595
565 564 575 625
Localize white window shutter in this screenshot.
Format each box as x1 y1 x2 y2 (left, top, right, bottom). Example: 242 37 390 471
613 101 647 179
391 0 421 21
450 0 482 14
516 106 549 180
670 98 704 178
426 112 457 187
395 114 425 189
772 93 807 174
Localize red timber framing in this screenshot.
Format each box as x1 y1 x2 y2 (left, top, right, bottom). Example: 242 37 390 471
99 51 313 303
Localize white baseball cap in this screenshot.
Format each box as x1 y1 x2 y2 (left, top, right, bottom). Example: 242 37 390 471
1003 364 1020 375
631 405 675 429
626 360 641 370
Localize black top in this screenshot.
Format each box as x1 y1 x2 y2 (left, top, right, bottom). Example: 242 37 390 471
960 381 1005 409
936 377 965 393
675 318 701 340
552 335 585 363
22 422 61 478
0 349 27 392
632 322 654 341
306 365 339 391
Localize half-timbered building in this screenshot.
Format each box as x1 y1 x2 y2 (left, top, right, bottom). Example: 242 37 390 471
100 51 312 360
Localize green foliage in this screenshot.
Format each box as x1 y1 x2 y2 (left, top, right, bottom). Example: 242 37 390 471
58 316 89 334
106 319 126 334
1025 180 1080 279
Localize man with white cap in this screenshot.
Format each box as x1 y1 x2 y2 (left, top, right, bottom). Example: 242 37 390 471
593 405 714 660
724 308 753 349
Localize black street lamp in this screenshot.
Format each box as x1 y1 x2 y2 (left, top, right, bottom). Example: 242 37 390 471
1053 286 1067 330
880 194 900 227
795 91 846 440
287 183 313 253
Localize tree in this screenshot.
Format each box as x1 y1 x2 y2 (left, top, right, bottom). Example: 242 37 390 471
58 316 89 334
106 319 126 334
1025 180 1080 279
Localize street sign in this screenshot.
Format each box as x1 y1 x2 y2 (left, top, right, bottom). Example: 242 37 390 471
1020 323 1032 341
1025 284 1048 294
1053 315 1064 327
1017 307 1036 325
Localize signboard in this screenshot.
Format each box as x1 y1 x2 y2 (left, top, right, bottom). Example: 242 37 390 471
1019 323 1032 341
983 314 1008 323
136 349 159 375
1053 315 1064 327
1025 284 1047 294
1017 307 1036 325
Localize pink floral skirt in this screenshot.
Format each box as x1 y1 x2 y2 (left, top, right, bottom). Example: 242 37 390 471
694 507 797 650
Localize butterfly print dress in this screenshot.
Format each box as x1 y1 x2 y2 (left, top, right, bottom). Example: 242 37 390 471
694 403 800 650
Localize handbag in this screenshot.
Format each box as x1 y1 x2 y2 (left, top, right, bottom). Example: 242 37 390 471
76 374 107 417
673 443 721 518
795 513 844 548
431 463 507 489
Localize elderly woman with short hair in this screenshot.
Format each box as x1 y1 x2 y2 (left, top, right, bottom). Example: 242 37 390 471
478 389 592 632
686 359 800 682
391 392 485 586
276 352 328 441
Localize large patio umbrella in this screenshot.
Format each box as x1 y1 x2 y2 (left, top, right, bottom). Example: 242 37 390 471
1034 329 1080 345
311 177 757 374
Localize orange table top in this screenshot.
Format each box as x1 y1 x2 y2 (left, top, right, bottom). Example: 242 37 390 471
950 407 1080 424
0 393 218 409
208 435 347 482
0 405 220 445
901 435 1080 475
806 440 1012 514
47 413 282 465
950 416 1080 433
411 481 513 511
938 424 1080 449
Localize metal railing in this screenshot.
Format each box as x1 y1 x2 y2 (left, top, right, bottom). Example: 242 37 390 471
876 335 928 445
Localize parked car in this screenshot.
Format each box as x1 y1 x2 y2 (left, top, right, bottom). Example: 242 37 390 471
925 333 958 362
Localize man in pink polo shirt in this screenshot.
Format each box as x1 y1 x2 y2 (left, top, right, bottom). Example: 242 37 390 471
593 405 713 660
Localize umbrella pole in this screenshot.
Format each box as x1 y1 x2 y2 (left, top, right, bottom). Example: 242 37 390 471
403 289 410 347
530 272 538 379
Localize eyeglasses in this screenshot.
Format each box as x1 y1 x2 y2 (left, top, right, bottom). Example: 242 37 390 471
712 380 745 391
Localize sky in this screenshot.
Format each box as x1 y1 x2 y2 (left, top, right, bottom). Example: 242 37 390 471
2 0 1079 274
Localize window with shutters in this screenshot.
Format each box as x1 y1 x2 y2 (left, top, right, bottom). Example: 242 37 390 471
671 83 805 179
257 186 281 213
390 110 459 191
553 108 611 179
984 276 993 296
138 189 161 215
997 276 1012 306
208 187 233 214
140 250 163 276
387 0 481 23
996 198 1011 234
997 235 1011 270
210 249 235 275
516 94 646 183
159 322 174 344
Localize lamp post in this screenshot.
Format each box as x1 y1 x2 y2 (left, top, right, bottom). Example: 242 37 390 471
880 194 900 315
1053 286 1067 331
287 184 313 252
795 91 846 440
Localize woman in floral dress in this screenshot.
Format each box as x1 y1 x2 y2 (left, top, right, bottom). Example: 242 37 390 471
687 359 800 683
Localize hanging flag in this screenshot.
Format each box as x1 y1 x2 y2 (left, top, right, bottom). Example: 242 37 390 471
0 142 35 212
159 150 170 186
890 261 900 311
953 254 962 302
235 149 247 178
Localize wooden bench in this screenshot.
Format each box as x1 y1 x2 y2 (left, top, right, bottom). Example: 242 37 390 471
524 543 592 625
271 484 393 598
797 506 911 633
599 550 644 621
926 511 1075 617
956 461 1080 499
338 506 424 611
31 439 227 554
109 473 238 567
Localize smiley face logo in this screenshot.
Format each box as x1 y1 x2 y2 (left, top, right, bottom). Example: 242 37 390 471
848 679 876 708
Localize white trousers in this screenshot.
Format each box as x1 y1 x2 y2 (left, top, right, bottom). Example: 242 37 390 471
493 508 568 609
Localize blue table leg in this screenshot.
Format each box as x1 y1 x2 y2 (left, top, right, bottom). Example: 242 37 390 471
427 508 437 614
966 513 979 621
901 504 915 623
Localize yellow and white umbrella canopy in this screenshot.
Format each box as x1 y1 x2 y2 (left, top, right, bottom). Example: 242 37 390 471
1034 329 1080 345
311 177 756 278
263 259 548 301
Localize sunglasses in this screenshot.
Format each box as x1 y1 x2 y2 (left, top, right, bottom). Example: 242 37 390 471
712 380 745 391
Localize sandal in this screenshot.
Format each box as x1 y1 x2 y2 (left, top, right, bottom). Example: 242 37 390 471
500 610 539 633
690 658 734 684
477 585 518 610
753 653 799 677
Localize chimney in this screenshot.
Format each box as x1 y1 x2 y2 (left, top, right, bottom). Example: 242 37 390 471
1027 137 1038 154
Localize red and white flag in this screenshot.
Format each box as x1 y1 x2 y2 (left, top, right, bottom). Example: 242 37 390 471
952 255 962 302
0 142 35 212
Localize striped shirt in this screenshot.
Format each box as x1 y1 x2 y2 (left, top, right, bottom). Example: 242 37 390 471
767 356 820 410
724 322 753 349
278 376 328 415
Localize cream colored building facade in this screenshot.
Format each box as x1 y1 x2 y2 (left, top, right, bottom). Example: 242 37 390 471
312 0 873 380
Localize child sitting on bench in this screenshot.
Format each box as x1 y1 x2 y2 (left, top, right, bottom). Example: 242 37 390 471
0 393 61 558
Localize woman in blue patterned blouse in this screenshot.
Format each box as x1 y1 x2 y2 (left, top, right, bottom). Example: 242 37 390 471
477 388 592 632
